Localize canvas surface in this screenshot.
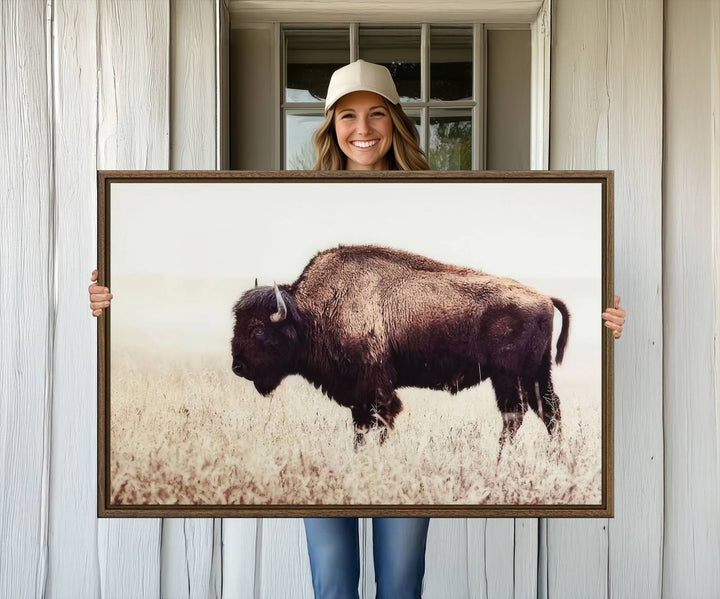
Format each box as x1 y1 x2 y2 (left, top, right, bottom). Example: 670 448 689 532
106 180 604 510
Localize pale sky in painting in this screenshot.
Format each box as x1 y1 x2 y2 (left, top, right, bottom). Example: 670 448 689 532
110 181 601 283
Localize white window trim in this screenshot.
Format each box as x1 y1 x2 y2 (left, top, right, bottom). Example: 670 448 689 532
530 0 551 169
273 22 282 170
253 7 550 170
228 1 544 25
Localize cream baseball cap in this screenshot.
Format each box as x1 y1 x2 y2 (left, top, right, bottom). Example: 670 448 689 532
324 60 400 112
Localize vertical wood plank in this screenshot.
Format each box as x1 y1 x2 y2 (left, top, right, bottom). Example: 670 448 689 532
358 519 386 598
161 521 217 599
218 0 230 169
467 520 487 598
550 0 610 168
551 0 665 595
0 1 52 597
485 520 516 598
513 519 538 599
257 519 313 599
361 518 373 598
162 1 219 597
663 1 720 595
546 521 607 599
420 519 469 599
47 0 101 596
548 1 609 595
210 520 223 599
466 520 517 599
98 521 162 599
537 519 547 599
713 5 720 541
222 519 257 598
96 0 169 170
169 0 216 171
606 1 664 597
96 1 169 596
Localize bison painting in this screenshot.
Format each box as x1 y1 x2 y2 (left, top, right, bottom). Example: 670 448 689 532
231 245 569 446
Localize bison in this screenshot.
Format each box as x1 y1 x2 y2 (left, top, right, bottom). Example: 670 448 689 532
231 245 569 447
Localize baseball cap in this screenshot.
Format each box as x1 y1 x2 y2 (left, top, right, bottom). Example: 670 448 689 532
324 60 400 112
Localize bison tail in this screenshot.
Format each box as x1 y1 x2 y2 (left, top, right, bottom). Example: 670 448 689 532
551 297 570 365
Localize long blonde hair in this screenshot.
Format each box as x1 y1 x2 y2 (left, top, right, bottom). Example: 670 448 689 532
312 100 430 171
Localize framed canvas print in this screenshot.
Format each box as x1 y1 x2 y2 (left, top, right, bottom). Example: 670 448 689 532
97 171 613 517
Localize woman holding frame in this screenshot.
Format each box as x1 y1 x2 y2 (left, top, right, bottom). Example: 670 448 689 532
89 60 626 599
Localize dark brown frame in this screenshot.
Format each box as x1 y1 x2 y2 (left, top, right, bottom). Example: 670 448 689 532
97 170 614 518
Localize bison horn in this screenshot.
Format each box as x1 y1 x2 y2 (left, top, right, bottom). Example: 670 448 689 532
254 278 258 288
270 283 287 323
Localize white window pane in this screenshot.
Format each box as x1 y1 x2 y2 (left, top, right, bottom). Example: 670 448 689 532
285 112 324 170
359 27 421 102
429 109 472 170
286 30 349 103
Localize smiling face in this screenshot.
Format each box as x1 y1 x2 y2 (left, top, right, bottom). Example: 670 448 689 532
333 91 394 170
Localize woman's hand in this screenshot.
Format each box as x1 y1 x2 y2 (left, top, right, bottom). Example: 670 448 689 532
88 269 112 317
602 295 625 339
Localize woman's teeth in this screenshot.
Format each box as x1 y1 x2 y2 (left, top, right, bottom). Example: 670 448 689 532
351 140 378 148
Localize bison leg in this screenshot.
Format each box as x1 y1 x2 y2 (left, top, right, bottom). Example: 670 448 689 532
491 374 527 457
525 352 561 436
351 389 402 447
538 380 561 436
351 405 374 447
498 412 524 456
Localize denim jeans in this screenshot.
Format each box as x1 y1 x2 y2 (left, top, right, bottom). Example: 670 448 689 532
303 517 430 599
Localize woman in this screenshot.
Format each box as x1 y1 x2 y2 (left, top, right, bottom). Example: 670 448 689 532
311 60 428 172
89 60 626 599
301 60 432 599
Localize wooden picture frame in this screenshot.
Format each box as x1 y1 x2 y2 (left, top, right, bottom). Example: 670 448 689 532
97 170 613 518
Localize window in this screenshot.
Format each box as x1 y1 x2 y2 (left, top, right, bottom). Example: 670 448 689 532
283 25 481 170
229 23 532 171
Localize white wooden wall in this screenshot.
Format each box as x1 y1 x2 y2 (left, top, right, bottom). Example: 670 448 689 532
1 0 719 597
663 0 720 595
549 1 664 596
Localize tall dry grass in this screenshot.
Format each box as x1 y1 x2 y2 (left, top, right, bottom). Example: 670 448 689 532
109 348 601 506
